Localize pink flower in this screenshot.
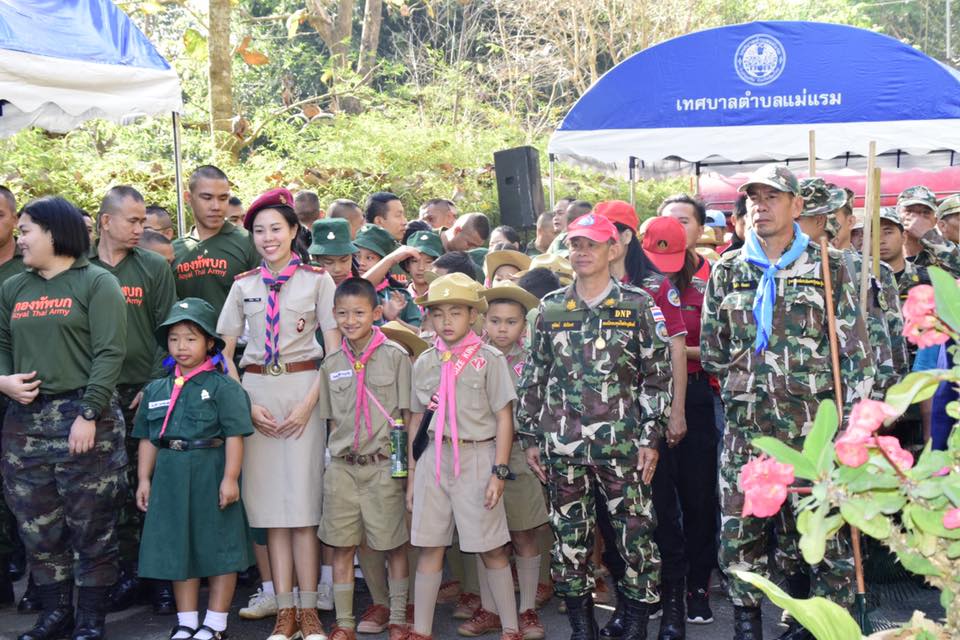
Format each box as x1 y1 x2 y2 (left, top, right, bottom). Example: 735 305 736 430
875 436 915 471
901 285 936 323
849 400 899 433
835 434 870 468
739 456 794 518
742 483 788 518
903 319 950 348
944 508 960 530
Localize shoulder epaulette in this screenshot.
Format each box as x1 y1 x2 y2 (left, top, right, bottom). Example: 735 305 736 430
717 248 741 263
618 282 646 295
234 268 259 281
298 263 327 274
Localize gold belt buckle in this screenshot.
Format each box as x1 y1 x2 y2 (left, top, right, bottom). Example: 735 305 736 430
268 362 284 376
169 440 186 451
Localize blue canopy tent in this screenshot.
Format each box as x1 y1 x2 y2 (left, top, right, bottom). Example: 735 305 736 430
0 0 185 229
547 21 960 202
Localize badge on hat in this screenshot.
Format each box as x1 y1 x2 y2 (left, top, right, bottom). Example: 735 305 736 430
580 214 596 226
179 302 189 309
327 231 336 240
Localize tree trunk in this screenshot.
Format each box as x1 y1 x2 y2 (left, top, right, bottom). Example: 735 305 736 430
356 0 383 81
208 0 233 152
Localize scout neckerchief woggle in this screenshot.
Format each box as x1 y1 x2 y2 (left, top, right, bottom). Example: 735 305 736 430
159 358 218 437
260 257 301 371
742 223 809 353
432 331 483 483
341 327 389 450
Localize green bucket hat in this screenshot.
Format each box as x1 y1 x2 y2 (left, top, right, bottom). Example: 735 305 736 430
155 298 225 352
800 178 848 217
738 163 800 195
309 219 358 256
897 185 938 212
937 194 960 220
467 247 489 271
406 229 444 258
353 224 398 258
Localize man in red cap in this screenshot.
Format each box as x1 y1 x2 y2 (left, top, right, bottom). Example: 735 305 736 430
517 212 671 640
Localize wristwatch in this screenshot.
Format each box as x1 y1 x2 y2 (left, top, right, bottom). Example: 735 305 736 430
79 406 97 421
491 464 515 480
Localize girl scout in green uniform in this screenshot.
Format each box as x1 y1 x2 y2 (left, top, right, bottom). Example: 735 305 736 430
135 298 254 640
0 196 127 640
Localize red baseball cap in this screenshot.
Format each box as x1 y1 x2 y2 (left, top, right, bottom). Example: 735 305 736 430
566 213 619 244
642 217 686 273
595 200 638 233
244 188 294 230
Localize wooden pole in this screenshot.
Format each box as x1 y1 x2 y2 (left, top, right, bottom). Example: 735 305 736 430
859 141 876 315
808 130 817 177
870 166 882 278
821 236 844 418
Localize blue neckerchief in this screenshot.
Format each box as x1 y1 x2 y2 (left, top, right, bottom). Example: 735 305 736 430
741 223 810 353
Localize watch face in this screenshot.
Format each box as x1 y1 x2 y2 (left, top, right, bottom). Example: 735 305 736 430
82 408 97 420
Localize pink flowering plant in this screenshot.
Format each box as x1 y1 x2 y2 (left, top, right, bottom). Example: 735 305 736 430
737 267 960 638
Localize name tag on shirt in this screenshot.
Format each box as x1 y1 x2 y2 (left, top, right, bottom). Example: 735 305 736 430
330 369 353 381
732 281 758 291
148 399 171 410
243 297 263 302
549 320 582 331
786 277 824 288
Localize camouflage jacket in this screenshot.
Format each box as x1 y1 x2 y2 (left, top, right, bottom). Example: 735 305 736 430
700 241 876 417
910 228 960 278
516 279 671 463
894 260 931 302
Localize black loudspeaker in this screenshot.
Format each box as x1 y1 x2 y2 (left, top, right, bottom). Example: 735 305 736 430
494 146 545 230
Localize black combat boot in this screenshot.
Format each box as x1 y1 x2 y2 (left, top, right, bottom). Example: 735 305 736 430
18 574 43 614
657 582 685 640
599 585 626 639
151 580 176 616
72 586 109 640
733 605 763 640
776 621 813 640
619 597 652 640
565 595 599 640
0 556 14 607
106 564 142 613
17 580 74 640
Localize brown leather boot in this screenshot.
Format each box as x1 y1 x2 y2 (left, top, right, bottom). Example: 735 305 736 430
299 607 327 640
266 607 300 640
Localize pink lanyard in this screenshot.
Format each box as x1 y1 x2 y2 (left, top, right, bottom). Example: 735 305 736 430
433 332 483 483
159 359 217 438
260 259 301 366
341 328 389 450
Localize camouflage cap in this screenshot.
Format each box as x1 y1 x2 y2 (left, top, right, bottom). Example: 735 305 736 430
878 207 903 228
937 193 960 220
851 215 864 232
799 178 848 217
823 214 840 238
897 185 938 212
737 163 800 195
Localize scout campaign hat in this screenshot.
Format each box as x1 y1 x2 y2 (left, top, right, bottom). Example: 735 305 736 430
415 272 488 312
878 207 903 229
244 188 294 231
594 200 639 233
738 164 800 195
799 178 848 217
696 228 722 246
642 216 686 273
513 252 574 286
155 298 226 352
898 185 938 213
381 321 429 358
937 194 960 220
354 224 398 258
481 281 540 313
406 229 444 258
566 213 619 244
484 249 531 281
309 218 358 256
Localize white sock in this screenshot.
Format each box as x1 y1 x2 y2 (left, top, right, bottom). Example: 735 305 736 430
321 565 333 585
193 610 228 639
173 612 198 639
262 580 275 596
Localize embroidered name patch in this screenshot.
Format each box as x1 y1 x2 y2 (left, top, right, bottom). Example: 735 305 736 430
330 369 354 381
148 399 171 410
243 297 262 302
549 320 582 331
786 277 824 288
602 319 637 329
732 281 758 291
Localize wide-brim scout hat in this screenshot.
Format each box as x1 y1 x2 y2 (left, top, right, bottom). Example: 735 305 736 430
878 207 903 229
738 164 800 195
354 224 398 258
415 272 488 312
800 177 848 217
642 217 686 273
244 188 294 231
937 194 960 220
512 253 574 286
309 218 358 256
595 200 638 233
898 185 938 212
481 281 540 313
696 228 721 246
484 249 531 281
155 298 225 352
380 321 429 358
406 230 444 258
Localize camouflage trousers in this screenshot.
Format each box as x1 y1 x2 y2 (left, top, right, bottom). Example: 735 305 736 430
719 401 853 608
0 390 127 587
545 458 660 602
115 383 144 567
0 395 19 558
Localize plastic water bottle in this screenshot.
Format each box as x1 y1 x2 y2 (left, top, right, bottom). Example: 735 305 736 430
390 418 408 478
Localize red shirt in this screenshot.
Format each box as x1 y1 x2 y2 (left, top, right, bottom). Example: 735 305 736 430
639 274 687 339
694 255 711 283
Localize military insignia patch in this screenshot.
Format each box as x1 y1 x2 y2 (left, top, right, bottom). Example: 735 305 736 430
566 299 577 311
651 306 665 323
667 288 681 307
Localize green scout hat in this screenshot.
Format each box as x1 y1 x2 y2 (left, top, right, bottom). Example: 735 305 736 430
353 224 398 258
481 281 540 313
937 194 960 220
467 247 489 270
380 320 429 358
897 185 938 213
405 230 444 258
415 272 488 312
737 163 800 195
155 298 225 352
309 218 358 256
799 178 848 217
878 207 903 229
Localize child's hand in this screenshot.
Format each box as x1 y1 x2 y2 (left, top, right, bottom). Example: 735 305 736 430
382 291 407 321
484 476 505 510
277 398 314 439
405 472 415 513
219 478 240 510
525 446 546 484
136 481 151 512
251 404 280 437
388 246 421 265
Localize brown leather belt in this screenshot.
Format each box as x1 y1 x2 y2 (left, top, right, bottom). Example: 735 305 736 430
441 436 496 445
245 361 319 376
337 452 389 466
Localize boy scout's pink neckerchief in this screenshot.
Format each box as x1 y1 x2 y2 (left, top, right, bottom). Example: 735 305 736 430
433 331 483 484
159 358 217 437
341 327 388 450
260 258 301 366
375 279 390 293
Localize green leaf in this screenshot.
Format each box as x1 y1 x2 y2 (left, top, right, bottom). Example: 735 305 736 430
929 266 960 334
944 478 960 507
798 504 829 564
947 541 960 558
941 589 955 611
864 491 907 516
837 464 901 492
183 28 207 62
885 371 941 415
947 400 960 420
896 548 941 577
751 437 818 480
732 571 863 640
909 442 952 480
840 499 892 539
909 506 960 539
803 400 838 475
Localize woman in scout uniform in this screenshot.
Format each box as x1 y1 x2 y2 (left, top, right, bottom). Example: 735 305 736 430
0 196 127 640
135 298 254 640
405 273 522 640
483 250 531 287
354 224 422 329
217 189 339 640
309 218 360 287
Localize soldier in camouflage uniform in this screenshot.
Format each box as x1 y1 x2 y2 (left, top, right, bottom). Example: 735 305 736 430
517 213 672 640
898 186 960 277
936 194 960 244
701 165 875 640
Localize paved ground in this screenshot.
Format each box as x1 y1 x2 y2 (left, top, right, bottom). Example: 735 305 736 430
0 573 944 640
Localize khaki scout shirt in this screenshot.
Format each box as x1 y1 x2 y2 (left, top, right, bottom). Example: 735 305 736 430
318 339 412 457
411 342 517 442
217 264 337 368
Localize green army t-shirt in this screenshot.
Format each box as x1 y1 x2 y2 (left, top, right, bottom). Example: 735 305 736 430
0 253 26 285
172 222 259 315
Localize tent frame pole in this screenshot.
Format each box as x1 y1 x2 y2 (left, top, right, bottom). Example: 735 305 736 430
629 156 637 207
548 153 556 212
172 112 185 238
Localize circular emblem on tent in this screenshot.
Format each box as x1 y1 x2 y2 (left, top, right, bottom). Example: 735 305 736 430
734 34 786 86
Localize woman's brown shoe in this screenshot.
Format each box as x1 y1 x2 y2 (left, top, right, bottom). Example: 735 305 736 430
298 607 327 640
266 607 300 640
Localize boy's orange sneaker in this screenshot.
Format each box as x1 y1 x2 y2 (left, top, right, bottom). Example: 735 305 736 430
328 626 357 640
456 608 501 637
388 623 409 640
436 580 462 604
267 607 300 640
518 609 545 640
299 607 327 640
405 632 433 640
452 593 481 620
534 582 553 609
356 604 390 633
